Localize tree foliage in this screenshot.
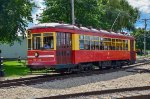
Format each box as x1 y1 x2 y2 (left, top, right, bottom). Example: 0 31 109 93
0 0 34 44
131 28 150 51
40 0 140 32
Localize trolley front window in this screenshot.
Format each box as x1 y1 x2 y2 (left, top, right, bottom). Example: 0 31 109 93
32 34 42 50
43 33 54 49
27 33 54 50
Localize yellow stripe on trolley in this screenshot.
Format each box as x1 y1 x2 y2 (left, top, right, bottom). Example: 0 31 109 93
41 33 43 47
72 34 79 50
53 32 56 50
128 40 130 51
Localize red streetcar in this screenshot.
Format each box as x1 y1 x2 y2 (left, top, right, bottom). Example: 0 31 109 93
27 23 136 72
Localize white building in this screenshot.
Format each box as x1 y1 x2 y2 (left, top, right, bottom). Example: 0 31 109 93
0 38 27 59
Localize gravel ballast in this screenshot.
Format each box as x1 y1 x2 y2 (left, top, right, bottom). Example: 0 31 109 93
0 64 150 99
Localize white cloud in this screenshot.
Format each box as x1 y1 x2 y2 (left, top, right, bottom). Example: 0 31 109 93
127 0 150 13
32 0 46 24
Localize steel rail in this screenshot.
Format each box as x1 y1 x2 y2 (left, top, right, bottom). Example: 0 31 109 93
118 94 150 99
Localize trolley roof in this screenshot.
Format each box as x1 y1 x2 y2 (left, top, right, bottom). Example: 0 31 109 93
28 23 134 39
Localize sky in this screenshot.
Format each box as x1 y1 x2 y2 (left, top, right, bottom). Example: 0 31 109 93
127 0 150 30
30 0 150 30
28 0 45 27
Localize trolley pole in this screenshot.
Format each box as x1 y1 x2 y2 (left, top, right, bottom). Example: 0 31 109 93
71 0 75 25
141 18 150 55
110 12 120 32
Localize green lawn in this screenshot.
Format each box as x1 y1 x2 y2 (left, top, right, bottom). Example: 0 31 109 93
3 60 48 77
3 60 30 77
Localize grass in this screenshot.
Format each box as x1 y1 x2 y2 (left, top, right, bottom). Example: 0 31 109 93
3 60 30 77
3 60 49 77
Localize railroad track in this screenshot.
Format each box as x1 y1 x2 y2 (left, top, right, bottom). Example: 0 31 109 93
0 59 149 88
0 75 54 88
36 86 150 99
118 95 150 99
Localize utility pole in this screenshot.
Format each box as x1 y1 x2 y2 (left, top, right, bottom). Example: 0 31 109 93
141 18 150 55
71 0 75 25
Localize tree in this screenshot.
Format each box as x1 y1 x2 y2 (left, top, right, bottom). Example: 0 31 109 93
131 28 150 51
98 0 140 31
40 0 140 32
0 0 34 44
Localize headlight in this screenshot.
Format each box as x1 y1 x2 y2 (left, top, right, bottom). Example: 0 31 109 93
35 52 39 57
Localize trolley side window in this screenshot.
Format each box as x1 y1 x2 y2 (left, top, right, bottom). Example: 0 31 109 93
78 34 129 51
79 35 84 50
125 40 128 50
95 36 100 50
91 36 99 50
100 37 104 50
112 39 116 50
103 38 111 50
28 39 31 50
84 35 90 50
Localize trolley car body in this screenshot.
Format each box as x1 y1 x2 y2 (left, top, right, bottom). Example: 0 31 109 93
27 23 136 71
